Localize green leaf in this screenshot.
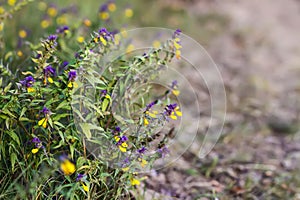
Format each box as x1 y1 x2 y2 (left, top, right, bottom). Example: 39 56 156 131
7 131 20 146
10 153 17 172
101 98 110 112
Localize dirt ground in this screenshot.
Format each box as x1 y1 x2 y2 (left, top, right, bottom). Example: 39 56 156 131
137 0 300 199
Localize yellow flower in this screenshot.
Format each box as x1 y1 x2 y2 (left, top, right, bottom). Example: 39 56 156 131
68 81 78 88
172 89 180 96
138 158 148 168
100 36 107 46
27 87 35 93
17 50 23 57
119 145 127 152
125 8 133 18
47 7 57 17
99 12 109 20
0 23 3 32
81 182 89 192
174 39 182 49
38 118 48 128
77 36 85 43
130 178 140 186
38 2 47 11
83 19 91 27
7 0 16 6
146 110 158 118
56 15 67 25
60 159 76 176
41 20 50 29
47 77 54 83
0 6 5 14
108 3 116 12
143 118 149 126
18 30 27 38
175 106 182 116
126 44 135 54
122 167 130 172
153 40 161 48
114 34 121 45
31 148 39 154
175 49 181 59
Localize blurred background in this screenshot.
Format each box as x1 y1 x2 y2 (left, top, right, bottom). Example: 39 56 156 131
2 0 300 199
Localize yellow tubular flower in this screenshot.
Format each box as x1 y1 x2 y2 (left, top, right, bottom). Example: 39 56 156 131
143 118 149 126
47 77 54 83
172 89 180 96
60 159 76 176
175 107 182 116
31 148 39 154
27 87 35 93
130 178 140 186
100 36 107 46
122 167 130 172
38 118 48 128
119 145 127 152
138 158 148 168
81 182 89 192
170 112 177 120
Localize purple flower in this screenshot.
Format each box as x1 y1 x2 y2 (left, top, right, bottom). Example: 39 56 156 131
157 146 169 158
44 65 56 76
116 135 128 145
48 34 57 41
32 137 41 144
146 100 157 110
36 53 42 59
99 4 108 12
171 80 178 88
101 89 107 96
68 70 77 81
173 29 181 38
42 107 50 115
98 27 109 35
20 76 35 88
164 103 177 115
31 137 43 148
115 126 121 132
56 25 69 34
74 52 83 60
60 61 69 68
137 147 147 154
76 173 85 182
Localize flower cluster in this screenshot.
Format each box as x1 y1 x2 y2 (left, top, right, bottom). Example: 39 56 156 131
99 1 116 20
43 65 56 84
172 29 182 59
67 70 78 88
38 107 51 128
31 137 44 154
114 135 128 152
20 76 35 93
164 103 182 120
